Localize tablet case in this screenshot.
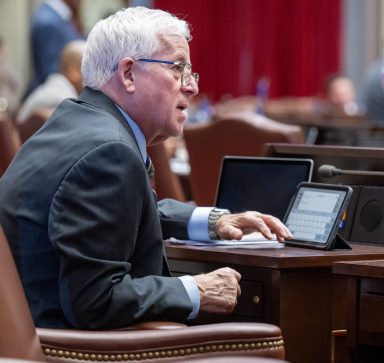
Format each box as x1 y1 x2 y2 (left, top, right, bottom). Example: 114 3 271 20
286 233 351 250
329 233 351 250
284 182 353 251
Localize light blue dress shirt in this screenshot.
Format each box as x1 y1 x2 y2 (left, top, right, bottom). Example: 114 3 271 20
117 106 213 319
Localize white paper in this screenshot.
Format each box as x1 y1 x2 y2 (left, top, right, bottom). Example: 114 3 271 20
167 232 284 249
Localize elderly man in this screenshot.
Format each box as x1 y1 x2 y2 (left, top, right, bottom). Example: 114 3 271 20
0 7 291 329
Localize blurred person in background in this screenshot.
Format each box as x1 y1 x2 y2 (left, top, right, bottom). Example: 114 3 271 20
362 51 384 122
25 0 84 97
322 74 362 117
0 35 21 117
17 40 85 124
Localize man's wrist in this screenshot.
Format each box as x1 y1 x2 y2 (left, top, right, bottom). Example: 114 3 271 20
178 275 200 320
208 208 230 240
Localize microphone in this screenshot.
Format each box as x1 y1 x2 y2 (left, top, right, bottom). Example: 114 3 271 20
318 164 384 178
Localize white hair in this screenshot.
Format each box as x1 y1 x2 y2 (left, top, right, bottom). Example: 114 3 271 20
82 6 191 89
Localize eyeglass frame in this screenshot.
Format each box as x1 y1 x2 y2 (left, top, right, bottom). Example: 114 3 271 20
112 58 199 87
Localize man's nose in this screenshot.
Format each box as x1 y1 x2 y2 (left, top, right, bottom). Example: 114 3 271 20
182 77 199 96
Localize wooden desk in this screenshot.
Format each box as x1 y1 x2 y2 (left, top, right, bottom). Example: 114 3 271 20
165 243 384 363
333 260 384 362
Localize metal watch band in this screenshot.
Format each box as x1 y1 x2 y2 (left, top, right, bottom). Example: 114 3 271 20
208 208 230 240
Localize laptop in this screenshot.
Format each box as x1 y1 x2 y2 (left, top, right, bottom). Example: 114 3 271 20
215 156 313 220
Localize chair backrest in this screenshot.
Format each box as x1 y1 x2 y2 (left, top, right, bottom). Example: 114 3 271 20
0 113 21 177
183 112 305 206
148 142 186 202
0 226 45 362
0 224 286 362
17 108 51 144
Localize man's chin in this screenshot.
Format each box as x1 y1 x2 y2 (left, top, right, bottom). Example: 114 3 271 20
149 135 168 146
171 122 184 137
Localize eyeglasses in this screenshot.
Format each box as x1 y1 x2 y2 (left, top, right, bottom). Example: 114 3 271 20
136 59 199 87
112 58 199 87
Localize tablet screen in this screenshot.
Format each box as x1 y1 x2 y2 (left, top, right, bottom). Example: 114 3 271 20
284 184 350 245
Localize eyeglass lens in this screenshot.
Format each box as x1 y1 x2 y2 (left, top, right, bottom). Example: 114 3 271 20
181 64 199 86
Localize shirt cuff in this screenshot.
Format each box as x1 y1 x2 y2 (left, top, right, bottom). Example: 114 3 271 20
187 207 213 241
178 275 200 320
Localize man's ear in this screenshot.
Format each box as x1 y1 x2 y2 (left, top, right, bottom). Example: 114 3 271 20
117 57 136 93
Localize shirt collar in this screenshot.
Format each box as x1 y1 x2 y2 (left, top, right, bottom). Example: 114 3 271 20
116 105 147 162
45 0 72 21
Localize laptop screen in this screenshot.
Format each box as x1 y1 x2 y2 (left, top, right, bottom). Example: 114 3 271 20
215 157 313 220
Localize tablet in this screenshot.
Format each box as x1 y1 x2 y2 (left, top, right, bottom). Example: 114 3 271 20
283 182 353 250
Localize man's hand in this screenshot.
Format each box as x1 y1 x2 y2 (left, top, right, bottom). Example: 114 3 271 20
215 211 293 242
193 267 241 314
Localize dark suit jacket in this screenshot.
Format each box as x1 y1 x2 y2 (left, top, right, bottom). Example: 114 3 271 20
0 87 195 329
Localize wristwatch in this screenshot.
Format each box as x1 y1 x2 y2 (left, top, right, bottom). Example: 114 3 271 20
208 208 230 240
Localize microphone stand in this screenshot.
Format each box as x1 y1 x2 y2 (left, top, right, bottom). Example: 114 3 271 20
337 170 384 177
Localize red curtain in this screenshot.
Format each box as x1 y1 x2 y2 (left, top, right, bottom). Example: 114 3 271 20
153 0 341 101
